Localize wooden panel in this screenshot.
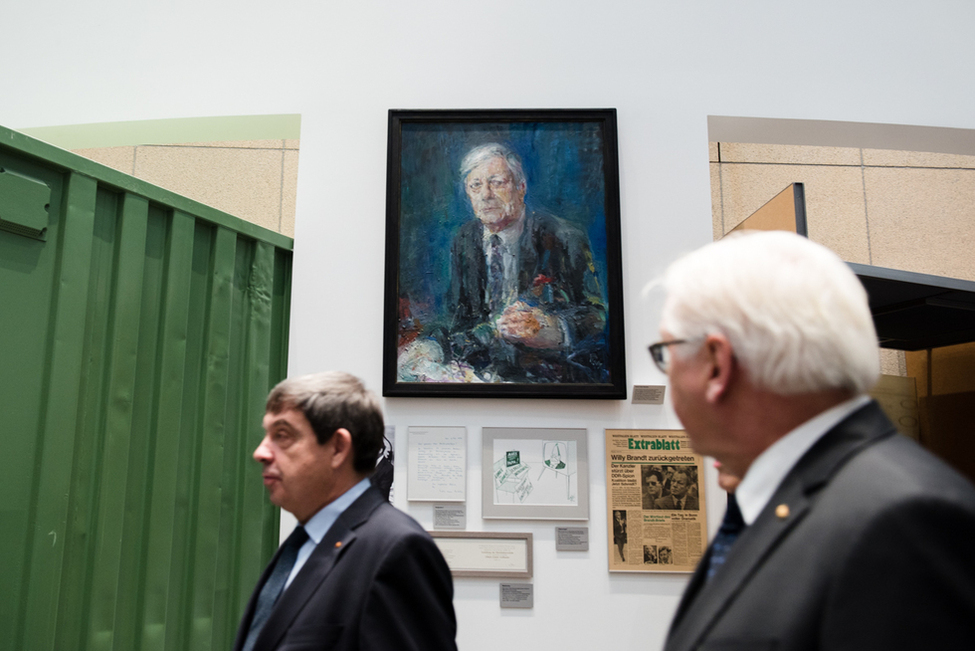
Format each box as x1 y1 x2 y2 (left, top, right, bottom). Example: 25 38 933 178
869 374 920 441
728 182 806 236
920 392 975 485
905 344 975 485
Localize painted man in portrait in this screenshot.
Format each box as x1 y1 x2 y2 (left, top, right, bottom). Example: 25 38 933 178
398 143 608 384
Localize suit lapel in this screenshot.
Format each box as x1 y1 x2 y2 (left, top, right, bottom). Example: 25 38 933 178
517 213 538 292
665 402 896 651
668 548 709 633
467 222 487 315
252 487 385 651
667 478 813 651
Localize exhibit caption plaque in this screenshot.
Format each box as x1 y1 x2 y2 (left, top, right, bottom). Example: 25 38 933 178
430 531 533 578
605 429 708 572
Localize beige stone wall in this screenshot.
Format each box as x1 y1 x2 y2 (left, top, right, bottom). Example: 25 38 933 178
710 142 975 279
73 139 299 238
710 142 975 377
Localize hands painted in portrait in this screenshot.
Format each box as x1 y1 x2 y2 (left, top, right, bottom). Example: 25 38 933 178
497 301 564 349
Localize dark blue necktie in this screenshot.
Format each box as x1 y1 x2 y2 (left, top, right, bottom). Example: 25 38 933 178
706 494 745 582
242 526 310 651
488 234 504 315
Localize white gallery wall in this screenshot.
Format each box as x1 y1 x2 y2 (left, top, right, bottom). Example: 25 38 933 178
4 2 975 649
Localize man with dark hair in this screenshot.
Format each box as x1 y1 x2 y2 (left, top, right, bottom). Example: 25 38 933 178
642 467 664 509
233 371 457 651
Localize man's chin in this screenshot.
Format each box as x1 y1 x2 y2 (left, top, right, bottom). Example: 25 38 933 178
266 488 286 508
476 211 504 223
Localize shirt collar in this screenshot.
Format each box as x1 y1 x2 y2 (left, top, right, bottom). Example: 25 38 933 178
302 477 372 544
481 212 525 250
735 394 871 525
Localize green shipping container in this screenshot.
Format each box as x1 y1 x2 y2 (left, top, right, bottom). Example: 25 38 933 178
0 125 292 651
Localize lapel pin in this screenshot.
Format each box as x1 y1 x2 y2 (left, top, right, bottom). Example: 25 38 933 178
335 541 343 548
775 504 790 519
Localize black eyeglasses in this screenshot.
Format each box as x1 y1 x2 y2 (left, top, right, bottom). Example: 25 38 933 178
647 339 689 373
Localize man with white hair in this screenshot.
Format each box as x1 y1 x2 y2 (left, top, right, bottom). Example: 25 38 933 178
655 231 975 651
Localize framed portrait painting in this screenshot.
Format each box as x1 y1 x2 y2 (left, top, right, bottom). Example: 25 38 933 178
382 109 625 399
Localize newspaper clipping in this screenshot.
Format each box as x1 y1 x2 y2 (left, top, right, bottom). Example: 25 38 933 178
606 429 707 573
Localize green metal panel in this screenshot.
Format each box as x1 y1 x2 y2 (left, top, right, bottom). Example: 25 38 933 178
0 125 292 651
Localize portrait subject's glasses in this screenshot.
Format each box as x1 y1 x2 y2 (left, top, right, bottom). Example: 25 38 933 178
647 340 690 374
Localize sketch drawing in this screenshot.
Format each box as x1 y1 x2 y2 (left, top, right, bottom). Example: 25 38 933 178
492 438 577 506
494 452 533 503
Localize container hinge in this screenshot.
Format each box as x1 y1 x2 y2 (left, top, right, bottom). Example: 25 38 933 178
0 166 51 241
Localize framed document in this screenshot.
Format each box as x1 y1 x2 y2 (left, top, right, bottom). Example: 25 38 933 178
430 531 532 579
482 427 588 520
605 429 708 573
406 426 467 501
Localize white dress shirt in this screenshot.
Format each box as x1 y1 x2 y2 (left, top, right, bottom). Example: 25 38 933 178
735 394 871 525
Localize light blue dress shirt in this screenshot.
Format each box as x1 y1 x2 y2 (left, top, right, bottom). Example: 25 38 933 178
284 477 372 589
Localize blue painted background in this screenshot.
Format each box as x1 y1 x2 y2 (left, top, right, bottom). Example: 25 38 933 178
398 120 609 329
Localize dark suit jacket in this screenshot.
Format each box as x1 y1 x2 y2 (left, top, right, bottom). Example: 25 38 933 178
233 486 457 651
664 401 975 651
654 493 699 510
642 489 660 510
445 211 607 383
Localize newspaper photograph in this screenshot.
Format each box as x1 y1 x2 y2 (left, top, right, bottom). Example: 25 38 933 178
606 429 708 573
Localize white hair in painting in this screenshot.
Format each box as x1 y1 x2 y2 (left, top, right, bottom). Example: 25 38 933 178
459 143 526 187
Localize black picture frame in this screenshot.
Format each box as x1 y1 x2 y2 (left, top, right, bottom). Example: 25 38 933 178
383 109 625 399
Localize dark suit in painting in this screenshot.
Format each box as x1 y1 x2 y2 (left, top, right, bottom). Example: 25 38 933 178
664 402 975 651
445 211 607 383
232 486 457 651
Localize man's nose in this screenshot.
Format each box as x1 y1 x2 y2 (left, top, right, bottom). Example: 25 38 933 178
253 436 273 463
